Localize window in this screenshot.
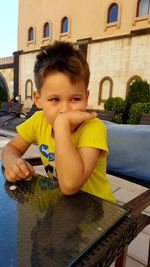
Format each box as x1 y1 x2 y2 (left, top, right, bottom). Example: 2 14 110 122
77 38 91 59
43 22 50 38
60 16 71 37
28 27 34 41
126 75 142 96
98 77 113 104
25 79 33 100
78 44 88 59
61 17 68 33
42 21 52 43
107 3 118 23
136 0 149 17
0 74 9 101
104 1 121 30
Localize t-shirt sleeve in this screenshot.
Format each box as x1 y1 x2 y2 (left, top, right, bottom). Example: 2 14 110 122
77 118 108 152
16 111 40 143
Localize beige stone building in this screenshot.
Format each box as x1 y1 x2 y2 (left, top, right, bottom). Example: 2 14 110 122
16 0 150 108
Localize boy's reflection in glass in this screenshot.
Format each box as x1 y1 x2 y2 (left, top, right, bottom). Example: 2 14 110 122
5 176 103 267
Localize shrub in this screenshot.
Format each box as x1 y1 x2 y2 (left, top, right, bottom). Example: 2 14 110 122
128 102 150 124
104 97 126 123
123 79 150 122
113 113 123 124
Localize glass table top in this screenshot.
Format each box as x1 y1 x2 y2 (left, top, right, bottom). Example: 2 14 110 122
0 164 128 267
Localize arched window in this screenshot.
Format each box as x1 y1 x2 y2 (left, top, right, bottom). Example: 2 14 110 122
61 17 68 33
0 74 9 102
107 3 118 23
136 0 149 17
25 79 33 100
43 22 50 38
126 75 142 96
98 77 113 104
28 27 34 41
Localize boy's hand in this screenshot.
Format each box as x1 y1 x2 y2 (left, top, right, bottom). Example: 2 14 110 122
54 111 97 131
4 158 35 182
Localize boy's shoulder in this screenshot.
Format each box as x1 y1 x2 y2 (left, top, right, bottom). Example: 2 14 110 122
17 110 46 130
29 110 45 122
82 117 106 129
74 117 108 150
75 118 106 137
32 109 44 117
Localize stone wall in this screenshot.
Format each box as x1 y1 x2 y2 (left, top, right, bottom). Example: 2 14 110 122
88 34 150 107
18 33 150 110
19 52 37 109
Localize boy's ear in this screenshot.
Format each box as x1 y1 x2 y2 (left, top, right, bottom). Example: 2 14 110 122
33 90 42 109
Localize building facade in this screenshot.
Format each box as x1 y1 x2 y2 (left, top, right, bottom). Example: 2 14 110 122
5 0 150 109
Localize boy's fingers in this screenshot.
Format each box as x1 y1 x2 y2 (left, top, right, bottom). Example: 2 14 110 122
78 111 97 118
86 111 97 118
16 160 30 176
26 161 35 173
4 170 16 182
15 159 34 178
4 169 24 182
12 165 29 179
76 111 97 122
4 159 35 182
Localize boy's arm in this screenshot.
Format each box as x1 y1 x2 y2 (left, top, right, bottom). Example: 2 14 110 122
54 111 100 195
1 134 34 182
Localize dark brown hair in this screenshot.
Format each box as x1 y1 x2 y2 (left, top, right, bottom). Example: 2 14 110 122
34 41 90 91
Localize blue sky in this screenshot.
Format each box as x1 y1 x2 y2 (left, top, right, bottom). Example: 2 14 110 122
0 0 18 57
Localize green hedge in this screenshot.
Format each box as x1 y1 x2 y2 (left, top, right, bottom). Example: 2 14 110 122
104 97 126 123
128 102 150 124
123 79 150 123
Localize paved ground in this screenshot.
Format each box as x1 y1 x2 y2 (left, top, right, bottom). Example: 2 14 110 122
0 132 149 267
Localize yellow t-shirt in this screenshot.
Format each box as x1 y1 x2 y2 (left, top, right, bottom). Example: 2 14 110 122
17 111 115 203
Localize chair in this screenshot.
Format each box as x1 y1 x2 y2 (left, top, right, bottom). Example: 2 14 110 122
87 109 114 121
139 113 150 125
104 121 150 267
3 104 40 131
105 121 150 187
0 103 23 127
0 102 12 116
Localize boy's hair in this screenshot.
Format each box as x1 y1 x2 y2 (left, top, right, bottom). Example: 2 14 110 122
34 41 90 90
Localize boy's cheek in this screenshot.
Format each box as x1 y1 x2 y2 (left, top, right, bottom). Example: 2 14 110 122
79 101 88 110
43 112 54 125
72 104 87 112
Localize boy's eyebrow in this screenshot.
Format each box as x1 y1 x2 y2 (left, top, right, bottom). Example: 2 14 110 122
70 93 84 97
47 93 84 98
47 94 60 98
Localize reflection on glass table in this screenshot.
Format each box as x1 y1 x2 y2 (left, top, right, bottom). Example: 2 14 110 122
0 166 128 267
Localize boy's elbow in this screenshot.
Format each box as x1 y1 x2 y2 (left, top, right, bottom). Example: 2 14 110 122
59 183 80 195
58 172 85 195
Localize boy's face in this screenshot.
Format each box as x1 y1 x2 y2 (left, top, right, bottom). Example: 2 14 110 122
34 72 89 125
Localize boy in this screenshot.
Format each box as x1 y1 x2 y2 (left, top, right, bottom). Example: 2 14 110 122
1 41 115 202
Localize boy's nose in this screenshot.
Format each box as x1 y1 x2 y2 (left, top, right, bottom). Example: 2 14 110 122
60 102 70 113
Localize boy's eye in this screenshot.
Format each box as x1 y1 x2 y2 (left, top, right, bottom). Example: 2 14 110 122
72 98 81 101
49 98 59 102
